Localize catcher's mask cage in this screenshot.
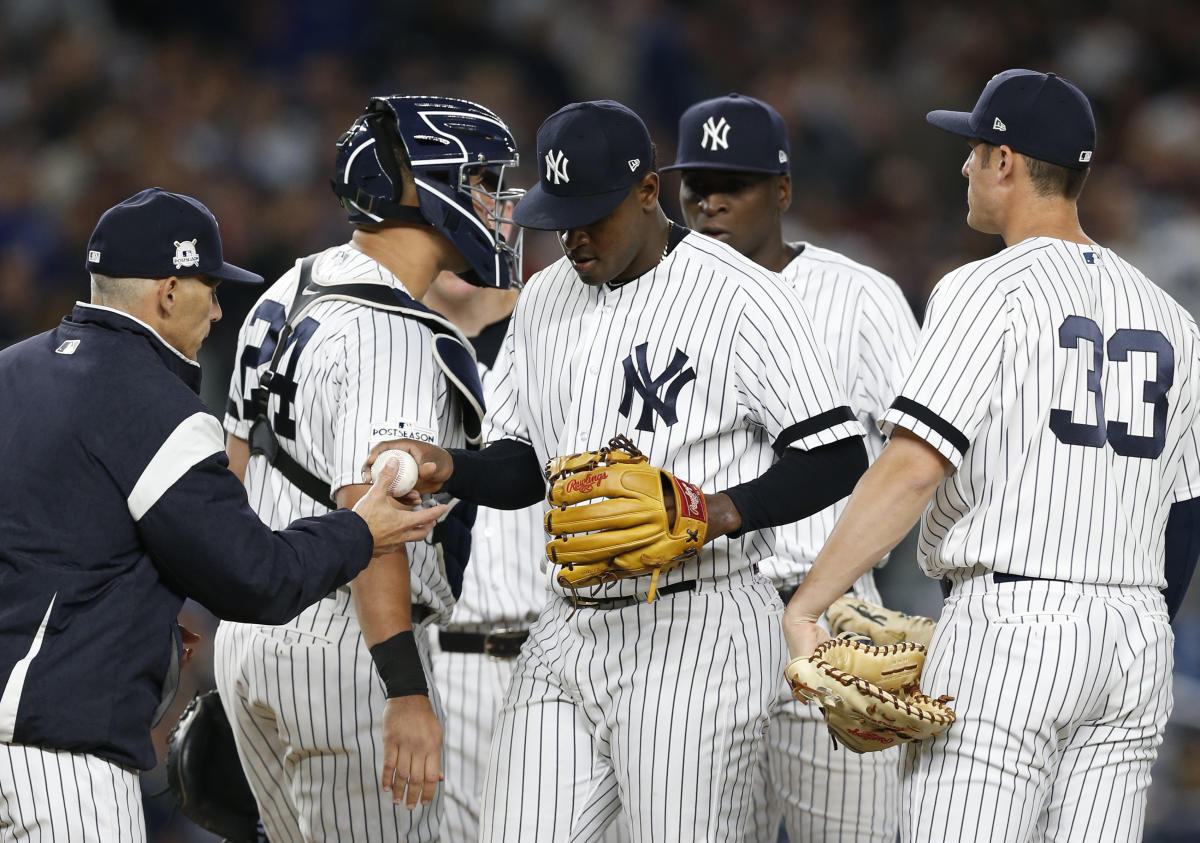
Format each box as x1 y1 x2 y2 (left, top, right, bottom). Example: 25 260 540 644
331 95 525 289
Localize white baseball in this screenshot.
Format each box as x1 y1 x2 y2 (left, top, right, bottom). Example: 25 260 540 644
371 448 419 496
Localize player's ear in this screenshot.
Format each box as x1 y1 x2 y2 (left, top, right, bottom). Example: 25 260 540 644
777 174 792 213
637 172 660 211
995 145 1017 182
156 276 179 315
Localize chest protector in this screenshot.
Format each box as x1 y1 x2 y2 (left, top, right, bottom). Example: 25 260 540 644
248 255 483 597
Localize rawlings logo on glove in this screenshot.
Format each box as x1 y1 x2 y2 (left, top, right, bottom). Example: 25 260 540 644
544 435 707 602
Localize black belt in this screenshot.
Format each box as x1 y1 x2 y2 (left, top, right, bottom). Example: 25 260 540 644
565 579 698 610
940 572 1055 599
439 628 528 659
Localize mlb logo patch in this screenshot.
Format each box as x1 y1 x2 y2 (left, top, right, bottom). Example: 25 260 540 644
1083 251 1096 264
55 340 80 355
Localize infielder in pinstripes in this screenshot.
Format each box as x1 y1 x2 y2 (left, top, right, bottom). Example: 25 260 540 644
784 69 1200 843
665 93 920 843
215 95 524 841
367 99 870 842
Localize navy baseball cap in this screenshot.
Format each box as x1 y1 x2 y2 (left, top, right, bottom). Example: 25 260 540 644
661 93 790 175
86 188 263 283
512 100 654 231
926 69 1096 170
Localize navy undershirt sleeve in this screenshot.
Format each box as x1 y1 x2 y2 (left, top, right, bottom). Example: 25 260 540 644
1164 496 1200 621
442 438 546 509
722 437 868 536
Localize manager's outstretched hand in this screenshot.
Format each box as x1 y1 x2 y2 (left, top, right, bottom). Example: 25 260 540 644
353 457 447 557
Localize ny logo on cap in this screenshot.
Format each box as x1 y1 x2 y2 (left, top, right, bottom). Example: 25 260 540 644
701 116 731 151
619 342 697 432
545 149 570 185
173 239 199 269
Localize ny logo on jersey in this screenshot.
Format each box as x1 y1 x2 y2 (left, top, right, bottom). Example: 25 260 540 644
701 116 731 151
618 342 697 432
545 149 570 185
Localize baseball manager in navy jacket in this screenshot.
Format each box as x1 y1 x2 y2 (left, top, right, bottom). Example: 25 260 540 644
0 187 445 841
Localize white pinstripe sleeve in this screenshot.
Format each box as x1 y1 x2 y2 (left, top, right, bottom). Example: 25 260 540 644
481 318 531 445
880 266 1008 468
734 280 863 450
856 278 920 429
1172 334 1200 502
328 310 443 493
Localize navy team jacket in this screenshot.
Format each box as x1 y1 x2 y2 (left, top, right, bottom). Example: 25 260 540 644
0 304 372 770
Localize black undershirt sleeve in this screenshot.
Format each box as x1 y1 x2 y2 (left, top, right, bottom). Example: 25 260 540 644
722 437 868 537
441 438 546 509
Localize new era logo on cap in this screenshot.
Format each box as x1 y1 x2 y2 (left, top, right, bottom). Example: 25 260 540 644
993 117 1007 132
1079 151 1093 163
88 250 101 263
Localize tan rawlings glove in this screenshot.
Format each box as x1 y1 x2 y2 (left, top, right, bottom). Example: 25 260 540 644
544 435 707 601
784 634 956 753
826 595 937 647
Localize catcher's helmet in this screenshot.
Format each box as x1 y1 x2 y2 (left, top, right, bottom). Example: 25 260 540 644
331 95 524 289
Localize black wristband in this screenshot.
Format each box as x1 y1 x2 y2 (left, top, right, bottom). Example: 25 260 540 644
368 630 428 698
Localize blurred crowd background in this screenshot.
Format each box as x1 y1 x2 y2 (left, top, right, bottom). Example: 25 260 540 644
1 0 1198 839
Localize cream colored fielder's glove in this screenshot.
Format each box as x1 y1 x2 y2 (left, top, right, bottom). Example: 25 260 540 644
826 595 937 647
784 634 956 753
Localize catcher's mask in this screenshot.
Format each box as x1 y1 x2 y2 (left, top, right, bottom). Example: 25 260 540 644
331 95 525 289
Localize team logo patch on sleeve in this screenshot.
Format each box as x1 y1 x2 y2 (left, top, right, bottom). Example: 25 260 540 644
369 419 439 445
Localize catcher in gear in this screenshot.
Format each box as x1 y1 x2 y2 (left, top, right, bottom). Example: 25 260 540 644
544 435 707 601
784 634 955 753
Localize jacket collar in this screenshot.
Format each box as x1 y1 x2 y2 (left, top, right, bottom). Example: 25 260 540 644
68 303 203 394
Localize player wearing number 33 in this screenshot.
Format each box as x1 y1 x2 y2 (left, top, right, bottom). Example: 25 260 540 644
215 95 523 841
783 69 1200 843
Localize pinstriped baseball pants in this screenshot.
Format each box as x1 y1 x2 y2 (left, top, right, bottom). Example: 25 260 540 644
214 613 443 842
478 571 785 843
0 743 146 841
903 574 1173 842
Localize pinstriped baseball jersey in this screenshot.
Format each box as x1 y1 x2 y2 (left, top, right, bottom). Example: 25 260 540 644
761 242 919 589
486 230 864 598
223 242 466 621
880 237 1200 584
